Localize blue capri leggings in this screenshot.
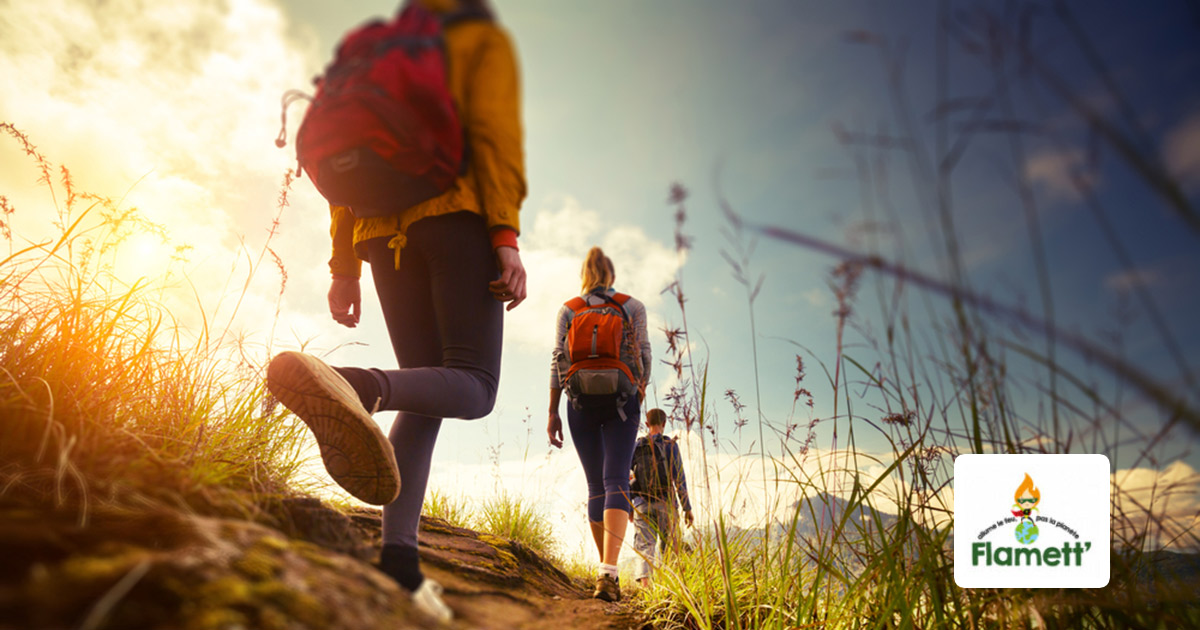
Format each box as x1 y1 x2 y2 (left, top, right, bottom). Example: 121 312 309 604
567 395 641 522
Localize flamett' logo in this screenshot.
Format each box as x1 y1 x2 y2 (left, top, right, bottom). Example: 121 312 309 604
970 472 1093 569
954 455 1109 588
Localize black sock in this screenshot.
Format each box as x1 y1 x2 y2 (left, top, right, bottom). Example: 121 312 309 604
379 544 424 591
333 366 384 412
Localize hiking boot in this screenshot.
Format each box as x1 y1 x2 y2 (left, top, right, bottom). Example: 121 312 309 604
412 578 453 623
267 351 400 505
593 574 621 602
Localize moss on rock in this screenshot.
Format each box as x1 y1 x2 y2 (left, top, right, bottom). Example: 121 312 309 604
254 579 329 623
233 538 286 580
186 607 248 630
193 576 254 608
477 533 520 571
56 550 147 585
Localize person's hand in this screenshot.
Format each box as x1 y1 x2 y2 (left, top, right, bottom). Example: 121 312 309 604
329 275 361 328
684 510 695 528
489 246 526 311
547 411 563 449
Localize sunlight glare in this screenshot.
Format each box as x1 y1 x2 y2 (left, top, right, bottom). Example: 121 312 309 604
113 230 172 285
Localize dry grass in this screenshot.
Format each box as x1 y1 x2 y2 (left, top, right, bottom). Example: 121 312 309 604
0 122 308 526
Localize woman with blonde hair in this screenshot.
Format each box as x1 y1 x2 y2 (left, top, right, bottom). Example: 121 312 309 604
548 246 651 602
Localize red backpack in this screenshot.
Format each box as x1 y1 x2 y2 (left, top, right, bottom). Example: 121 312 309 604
561 292 643 410
275 3 482 217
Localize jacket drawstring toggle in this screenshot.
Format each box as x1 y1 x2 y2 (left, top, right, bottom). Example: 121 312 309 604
387 232 408 269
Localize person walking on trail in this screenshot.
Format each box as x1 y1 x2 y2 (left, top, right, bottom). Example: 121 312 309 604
266 0 525 623
547 246 652 603
630 408 694 587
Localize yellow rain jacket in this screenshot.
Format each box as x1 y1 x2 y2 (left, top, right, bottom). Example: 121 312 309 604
328 0 526 277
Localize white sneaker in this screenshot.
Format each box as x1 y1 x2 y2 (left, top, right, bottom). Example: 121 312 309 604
412 578 453 623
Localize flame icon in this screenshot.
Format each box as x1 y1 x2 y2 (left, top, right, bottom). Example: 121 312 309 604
1011 473 1041 544
1013 473 1041 512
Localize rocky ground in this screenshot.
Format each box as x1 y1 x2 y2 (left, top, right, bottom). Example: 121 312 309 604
0 494 648 630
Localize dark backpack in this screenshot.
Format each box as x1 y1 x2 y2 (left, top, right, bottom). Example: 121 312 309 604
276 3 483 217
630 436 672 501
560 291 641 402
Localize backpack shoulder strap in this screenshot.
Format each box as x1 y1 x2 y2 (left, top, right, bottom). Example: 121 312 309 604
600 292 631 320
571 291 629 319
631 437 649 473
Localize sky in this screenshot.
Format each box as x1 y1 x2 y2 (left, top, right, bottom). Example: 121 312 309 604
2 0 1199 557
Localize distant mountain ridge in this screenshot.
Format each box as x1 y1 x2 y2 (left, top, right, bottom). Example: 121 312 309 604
696 493 904 544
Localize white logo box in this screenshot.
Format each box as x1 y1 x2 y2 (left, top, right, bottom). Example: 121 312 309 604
954 454 1110 588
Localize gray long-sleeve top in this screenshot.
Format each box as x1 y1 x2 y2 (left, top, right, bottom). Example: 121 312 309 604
551 288 652 389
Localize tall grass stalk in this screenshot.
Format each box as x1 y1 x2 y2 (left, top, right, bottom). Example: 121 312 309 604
0 122 308 526
422 488 471 529
632 5 1199 628
476 491 557 557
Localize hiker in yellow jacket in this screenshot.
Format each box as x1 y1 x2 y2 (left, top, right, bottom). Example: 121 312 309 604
268 0 525 622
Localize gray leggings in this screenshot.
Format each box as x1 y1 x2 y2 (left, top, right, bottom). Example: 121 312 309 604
358 212 503 548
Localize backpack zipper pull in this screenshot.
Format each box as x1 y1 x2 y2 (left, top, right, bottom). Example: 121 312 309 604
589 324 599 358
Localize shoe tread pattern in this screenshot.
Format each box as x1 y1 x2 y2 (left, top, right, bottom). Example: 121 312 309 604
267 352 399 504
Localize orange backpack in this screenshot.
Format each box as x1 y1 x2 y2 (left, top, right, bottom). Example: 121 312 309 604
561 292 641 406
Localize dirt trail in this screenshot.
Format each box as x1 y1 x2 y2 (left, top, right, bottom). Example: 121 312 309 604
348 508 648 630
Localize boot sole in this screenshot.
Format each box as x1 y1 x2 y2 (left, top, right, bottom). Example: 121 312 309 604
267 351 400 505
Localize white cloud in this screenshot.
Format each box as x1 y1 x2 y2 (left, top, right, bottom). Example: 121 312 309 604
1104 267 1162 293
1164 111 1200 190
1025 148 1092 202
802 287 826 307
0 0 327 341
666 429 951 533
960 229 1013 272
653 367 683 404
1113 460 1200 551
503 195 681 355
522 196 601 254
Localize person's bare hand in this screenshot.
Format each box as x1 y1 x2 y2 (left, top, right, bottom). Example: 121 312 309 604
329 275 361 328
547 411 564 449
489 246 526 311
